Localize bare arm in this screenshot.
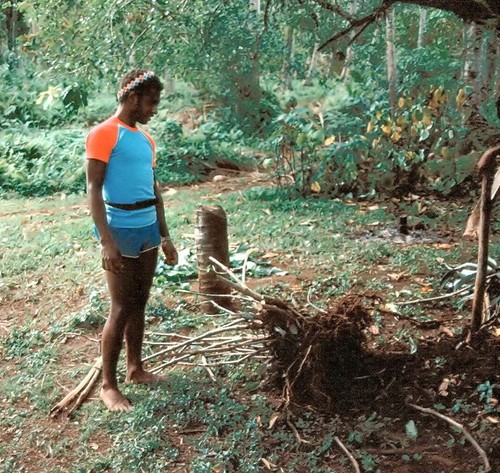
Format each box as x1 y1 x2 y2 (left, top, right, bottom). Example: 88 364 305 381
154 179 178 265
86 159 123 272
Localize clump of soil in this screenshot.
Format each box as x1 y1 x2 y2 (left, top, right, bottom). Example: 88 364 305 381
258 293 499 417
259 294 375 409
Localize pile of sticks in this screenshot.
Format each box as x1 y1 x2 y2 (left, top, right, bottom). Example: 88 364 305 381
50 257 374 416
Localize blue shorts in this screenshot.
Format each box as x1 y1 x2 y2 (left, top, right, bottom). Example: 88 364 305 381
95 221 161 258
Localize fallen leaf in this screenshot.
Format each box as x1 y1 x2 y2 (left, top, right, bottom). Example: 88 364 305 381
383 303 400 313
261 458 277 470
388 272 407 281
405 420 418 439
440 326 454 337
268 412 280 429
368 324 380 335
434 243 454 249
438 378 450 397
311 182 321 193
262 252 280 259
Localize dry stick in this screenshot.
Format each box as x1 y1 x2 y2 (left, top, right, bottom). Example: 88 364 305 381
201 356 217 382
408 403 491 473
307 287 328 314
149 336 265 372
334 436 361 473
393 284 473 306
150 337 266 372
69 361 102 415
210 257 305 320
209 256 265 302
50 357 102 418
142 319 247 362
286 409 311 444
289 345 312 389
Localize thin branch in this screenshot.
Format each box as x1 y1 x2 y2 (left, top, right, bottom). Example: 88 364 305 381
318 2 389 51
50 357 102 418
142 320 247 362
307 287 328 313
310 0 352 21
393 284 474 306
334 436 361 473
409 403 491 473
201 356 217 382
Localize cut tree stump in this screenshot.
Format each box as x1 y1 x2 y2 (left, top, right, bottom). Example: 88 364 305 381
195 205 233 313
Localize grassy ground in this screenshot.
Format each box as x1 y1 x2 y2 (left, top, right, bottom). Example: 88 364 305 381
0 174 498 473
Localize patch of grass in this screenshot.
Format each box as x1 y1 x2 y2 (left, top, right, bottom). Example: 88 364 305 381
0 181 494 472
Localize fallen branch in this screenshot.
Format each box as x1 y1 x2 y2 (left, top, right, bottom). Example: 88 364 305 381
50 356 102 418
409 403 491 472
393 284 473 305
334 436 361 473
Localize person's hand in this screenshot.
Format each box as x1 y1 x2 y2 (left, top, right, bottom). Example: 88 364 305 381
100 240 124 273
162 240 178 265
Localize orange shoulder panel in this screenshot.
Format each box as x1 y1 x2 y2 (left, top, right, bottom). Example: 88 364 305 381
85 118 119 163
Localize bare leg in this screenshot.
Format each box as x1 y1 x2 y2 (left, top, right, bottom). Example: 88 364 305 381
124 248 160 384
100 258 143 411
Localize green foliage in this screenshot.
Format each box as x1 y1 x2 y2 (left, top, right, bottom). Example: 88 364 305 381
151 115 257 185
69 289 106 329
0 128 86 197
2 327 44 360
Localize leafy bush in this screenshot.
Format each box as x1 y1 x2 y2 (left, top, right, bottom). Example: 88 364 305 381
0 62 89 128
151 114 257 185
0 128 86 197
272 79 478 199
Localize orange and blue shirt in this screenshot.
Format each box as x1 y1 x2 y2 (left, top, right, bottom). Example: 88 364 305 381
85 116 157 228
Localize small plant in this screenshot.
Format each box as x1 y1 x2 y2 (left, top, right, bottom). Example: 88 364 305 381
441 258 500 321
69 289 106 329
477 381 498 413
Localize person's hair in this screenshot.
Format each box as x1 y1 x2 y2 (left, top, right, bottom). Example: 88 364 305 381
117 69 163 103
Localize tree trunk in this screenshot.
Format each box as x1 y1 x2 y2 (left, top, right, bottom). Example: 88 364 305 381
386 6 398 113
471 147 499 332
417 7 427 48
6 0 18 54
282 25 294 90
195 205 233 314
303 42 319 85
474 26 494 106
341 0 358 80
463 22 481 89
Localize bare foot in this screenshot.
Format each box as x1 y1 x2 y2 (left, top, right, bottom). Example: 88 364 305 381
125 369 164 385
100 387 132 412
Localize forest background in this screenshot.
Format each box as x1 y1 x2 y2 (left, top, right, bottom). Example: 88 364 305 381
1 1 500 472
1 0 499 200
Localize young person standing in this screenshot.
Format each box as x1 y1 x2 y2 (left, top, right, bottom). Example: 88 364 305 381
85 70 178 412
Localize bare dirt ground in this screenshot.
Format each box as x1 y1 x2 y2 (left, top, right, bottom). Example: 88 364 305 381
1 172 499 473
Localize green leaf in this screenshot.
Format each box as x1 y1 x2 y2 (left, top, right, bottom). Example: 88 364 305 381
405 420 418 439
419 129 430 141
